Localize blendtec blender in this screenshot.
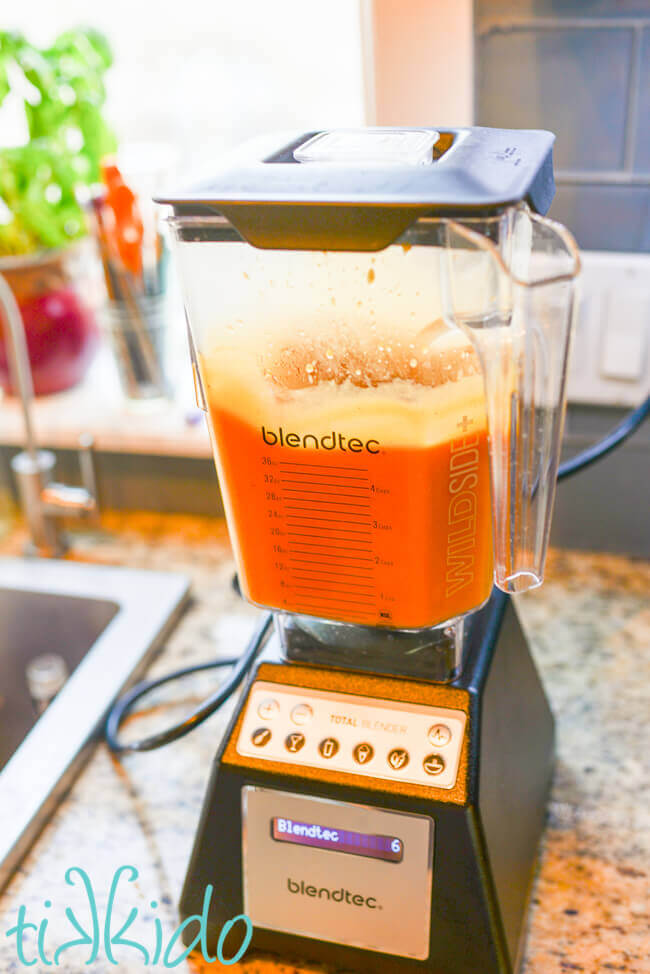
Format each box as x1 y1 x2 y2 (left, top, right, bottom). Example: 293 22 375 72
160 127 580 973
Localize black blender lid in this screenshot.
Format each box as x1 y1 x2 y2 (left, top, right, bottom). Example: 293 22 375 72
157 126 556 251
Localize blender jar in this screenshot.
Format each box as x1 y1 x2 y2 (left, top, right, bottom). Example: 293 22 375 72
174 225 493 630
161 128 580 673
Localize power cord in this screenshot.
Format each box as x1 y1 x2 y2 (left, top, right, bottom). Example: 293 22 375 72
557 394 649 481
105 613 273 754
105 394 649 754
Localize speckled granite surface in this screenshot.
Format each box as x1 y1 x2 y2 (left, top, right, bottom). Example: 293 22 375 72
0 513 648 973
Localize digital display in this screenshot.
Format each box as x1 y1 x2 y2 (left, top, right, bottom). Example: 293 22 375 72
271 817 403 863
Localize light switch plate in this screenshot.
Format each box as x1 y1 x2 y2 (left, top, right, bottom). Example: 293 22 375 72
568 252 650 407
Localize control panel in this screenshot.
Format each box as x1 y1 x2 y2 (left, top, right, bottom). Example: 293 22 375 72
236 681 466 790
242 787 433 960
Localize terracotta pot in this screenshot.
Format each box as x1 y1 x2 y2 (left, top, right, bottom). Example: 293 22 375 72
0 245 100 396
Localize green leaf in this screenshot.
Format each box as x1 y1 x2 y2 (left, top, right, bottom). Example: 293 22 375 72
0 66 9 106
0 26 115 255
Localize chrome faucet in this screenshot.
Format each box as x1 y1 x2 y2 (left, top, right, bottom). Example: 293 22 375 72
0 272 99 556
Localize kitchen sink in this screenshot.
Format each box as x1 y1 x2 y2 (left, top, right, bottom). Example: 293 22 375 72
0 557 190 891
0 588 119 771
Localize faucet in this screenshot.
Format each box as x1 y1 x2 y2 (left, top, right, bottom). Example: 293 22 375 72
0 272 99 556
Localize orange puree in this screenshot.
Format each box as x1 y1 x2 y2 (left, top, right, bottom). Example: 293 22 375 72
208 406 494 629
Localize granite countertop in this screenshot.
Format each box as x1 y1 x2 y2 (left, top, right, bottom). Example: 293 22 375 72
0 512 648 974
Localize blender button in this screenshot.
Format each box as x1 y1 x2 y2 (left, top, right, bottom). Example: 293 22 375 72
318 738 340 759
387 748 409 771
251 727 272 747
353 743 374 765
428 724 452 747
290 703 314 726
423 754 446 776
285 732 306 753
257 698 280 721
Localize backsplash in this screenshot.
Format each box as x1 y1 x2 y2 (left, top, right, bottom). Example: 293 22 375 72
475 0 650 252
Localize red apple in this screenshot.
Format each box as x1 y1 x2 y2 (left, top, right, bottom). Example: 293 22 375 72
0 285 99 396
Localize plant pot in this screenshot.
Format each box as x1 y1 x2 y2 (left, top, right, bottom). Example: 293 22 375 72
0 244 100 396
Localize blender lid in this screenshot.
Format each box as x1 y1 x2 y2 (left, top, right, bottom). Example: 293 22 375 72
158 126 556 250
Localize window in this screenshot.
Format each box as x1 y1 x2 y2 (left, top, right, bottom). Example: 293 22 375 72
5 0 366 178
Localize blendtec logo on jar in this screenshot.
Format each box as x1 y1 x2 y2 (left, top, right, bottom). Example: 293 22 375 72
262 427 380 454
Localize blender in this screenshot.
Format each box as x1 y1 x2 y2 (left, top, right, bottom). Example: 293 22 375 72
159 127 580 973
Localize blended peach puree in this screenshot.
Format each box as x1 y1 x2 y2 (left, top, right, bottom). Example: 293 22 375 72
201 322 494 629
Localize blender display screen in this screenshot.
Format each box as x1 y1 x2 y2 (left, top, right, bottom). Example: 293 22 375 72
271 817 403 862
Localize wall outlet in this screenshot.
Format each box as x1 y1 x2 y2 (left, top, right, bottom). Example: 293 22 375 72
568 252 650 407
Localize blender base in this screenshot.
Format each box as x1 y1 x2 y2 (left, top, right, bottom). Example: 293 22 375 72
180 591 554 974
276 609 466 683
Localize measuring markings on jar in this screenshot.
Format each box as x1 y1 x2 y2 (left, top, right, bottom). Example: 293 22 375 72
269 458 391 620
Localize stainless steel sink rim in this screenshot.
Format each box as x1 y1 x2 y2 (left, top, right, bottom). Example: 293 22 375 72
0 557 190 892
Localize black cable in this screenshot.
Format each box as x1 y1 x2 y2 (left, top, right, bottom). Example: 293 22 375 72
105 395 649 755
105 612 273 754
557 394 649 481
